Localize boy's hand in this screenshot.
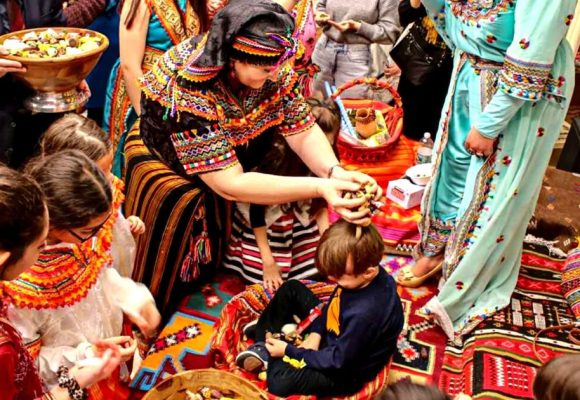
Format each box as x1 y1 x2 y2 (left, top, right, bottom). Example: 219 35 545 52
127 215 146 236
298 333 321 350
265 337 288 358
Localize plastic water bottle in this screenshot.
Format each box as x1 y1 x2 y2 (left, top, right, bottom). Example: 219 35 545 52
416 132 434 164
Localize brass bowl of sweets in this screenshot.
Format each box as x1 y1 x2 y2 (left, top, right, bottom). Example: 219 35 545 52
0 27 109 112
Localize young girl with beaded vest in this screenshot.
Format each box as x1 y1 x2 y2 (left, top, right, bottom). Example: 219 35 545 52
2 151 160 399
0 165 122 400
223 97 341 291
39 113 145 278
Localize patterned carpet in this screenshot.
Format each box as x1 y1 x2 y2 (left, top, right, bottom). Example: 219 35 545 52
129 256 446 396
439 243 580 399
383 257 447 386
129 244 579 399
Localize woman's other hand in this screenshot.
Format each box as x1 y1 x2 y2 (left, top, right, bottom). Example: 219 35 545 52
71 342 122 388
0 47 26 78
464 127 495 158
327 19 362 32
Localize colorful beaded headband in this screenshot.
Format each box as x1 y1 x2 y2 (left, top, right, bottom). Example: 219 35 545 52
231 32 296 66
232 35 285 58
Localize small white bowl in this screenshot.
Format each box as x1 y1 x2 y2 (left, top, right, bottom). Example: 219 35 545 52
406 163 433 186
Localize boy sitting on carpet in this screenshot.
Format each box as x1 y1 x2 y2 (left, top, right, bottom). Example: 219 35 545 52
236 220 404 397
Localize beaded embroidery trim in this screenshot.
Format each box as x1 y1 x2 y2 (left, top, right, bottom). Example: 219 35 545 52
232 36 284 57
499 54 552 100
2 178 124 310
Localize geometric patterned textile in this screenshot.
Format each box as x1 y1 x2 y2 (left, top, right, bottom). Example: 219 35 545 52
129 274 245 394
439 243 580 399
383 256 447 386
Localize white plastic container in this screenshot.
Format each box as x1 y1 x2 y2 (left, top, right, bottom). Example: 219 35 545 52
386 179 425 209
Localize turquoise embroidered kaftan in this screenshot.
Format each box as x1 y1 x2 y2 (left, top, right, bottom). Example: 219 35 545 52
418 0 576 341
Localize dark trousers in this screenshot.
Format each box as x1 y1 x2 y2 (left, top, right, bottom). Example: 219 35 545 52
257 281 352 397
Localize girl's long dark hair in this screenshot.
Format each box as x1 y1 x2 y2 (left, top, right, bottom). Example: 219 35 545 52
122 0 209 33
26 150 112 231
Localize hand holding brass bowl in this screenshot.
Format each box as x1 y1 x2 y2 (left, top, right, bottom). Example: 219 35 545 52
0 27 109 113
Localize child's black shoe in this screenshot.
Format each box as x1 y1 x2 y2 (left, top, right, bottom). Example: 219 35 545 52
236 341 270 372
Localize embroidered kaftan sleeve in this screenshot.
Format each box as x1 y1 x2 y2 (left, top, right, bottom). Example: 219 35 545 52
357 0 401 45
140 97 240 176
277 68 316 137
474 92 524 139
475 0 575 138
498 0 575 102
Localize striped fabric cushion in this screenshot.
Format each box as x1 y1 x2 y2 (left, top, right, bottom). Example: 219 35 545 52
124 121 224 315
562 248 580 320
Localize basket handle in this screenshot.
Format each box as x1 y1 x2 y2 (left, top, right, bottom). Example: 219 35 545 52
331 77 403 108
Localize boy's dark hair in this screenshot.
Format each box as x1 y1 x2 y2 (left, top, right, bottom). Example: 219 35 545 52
377 381 451 400
40 114 112 162
534 354 580 400
26 150 112 231
0 166 47 268
315 220 384 277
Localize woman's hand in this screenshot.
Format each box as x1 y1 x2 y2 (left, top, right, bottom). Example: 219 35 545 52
327 19 362 32
464 127 496 158
0 47 26 78
127 215 146 236
331 167 383 200
265 337 288 358
315 11 330 25
317 178 372 225
70 342 121 388
127 301 161 337
384 62 401 77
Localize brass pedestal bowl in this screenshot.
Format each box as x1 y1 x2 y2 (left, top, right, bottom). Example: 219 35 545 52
0 27 109 113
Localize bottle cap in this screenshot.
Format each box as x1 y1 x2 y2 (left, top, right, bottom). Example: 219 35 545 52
423 132 431 139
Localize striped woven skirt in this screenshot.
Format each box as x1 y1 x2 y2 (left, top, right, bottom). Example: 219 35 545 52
223 210 320 285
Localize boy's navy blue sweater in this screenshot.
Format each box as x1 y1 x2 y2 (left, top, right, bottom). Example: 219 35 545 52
285 268 404 391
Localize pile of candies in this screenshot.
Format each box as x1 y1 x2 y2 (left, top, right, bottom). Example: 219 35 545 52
2 29 102 58
186 387 239 400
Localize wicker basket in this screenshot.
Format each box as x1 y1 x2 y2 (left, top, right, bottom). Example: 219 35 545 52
142 369 268 400
331 77 404 163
